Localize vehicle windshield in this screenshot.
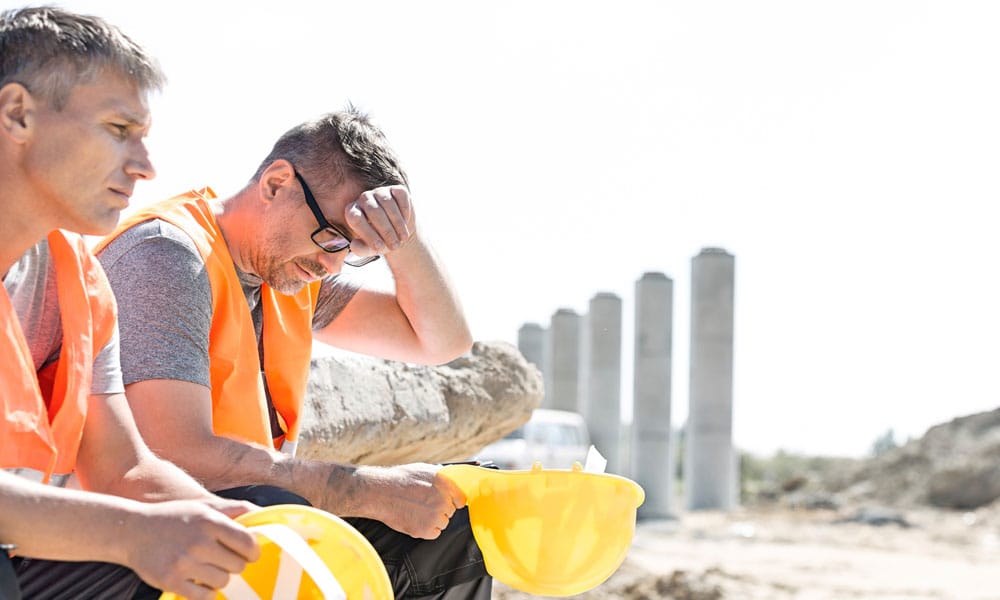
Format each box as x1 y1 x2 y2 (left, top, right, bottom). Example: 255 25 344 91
504 428 525 440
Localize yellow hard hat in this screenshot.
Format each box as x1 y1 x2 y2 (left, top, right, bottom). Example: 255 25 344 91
441 462 645 597
160 504 392 600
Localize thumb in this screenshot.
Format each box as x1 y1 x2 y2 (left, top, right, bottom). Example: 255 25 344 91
212 500 257 519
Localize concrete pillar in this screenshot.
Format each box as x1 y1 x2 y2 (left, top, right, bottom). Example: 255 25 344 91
583 292 623 474
633 272 674 518
686 247 736 510
517 322 546 371
518 322 548 405
546 308 581 412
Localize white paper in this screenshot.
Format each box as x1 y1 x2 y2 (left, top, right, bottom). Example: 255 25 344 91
583 445 607 473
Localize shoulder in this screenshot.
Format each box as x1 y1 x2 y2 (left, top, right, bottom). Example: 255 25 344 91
98 219 212 305
319 273 361 300
97 218 202 269
313 274 362 328
3 238 54 306
5 238 52 282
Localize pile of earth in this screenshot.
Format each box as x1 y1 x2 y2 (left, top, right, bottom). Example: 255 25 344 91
493 566 726 600
821 406 1000 509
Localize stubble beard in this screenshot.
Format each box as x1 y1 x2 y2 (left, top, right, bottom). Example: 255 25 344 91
260 258 305 295
261 257 328 295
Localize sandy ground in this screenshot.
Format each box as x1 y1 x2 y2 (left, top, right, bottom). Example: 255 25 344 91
493 504 1000 599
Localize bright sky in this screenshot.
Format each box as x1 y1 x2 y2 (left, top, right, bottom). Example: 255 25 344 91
41 0 1000 458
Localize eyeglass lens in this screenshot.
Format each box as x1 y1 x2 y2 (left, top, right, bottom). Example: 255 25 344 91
312 228 350 252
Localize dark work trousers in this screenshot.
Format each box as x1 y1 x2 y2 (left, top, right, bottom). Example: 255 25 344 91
1 550 22 600
0 492 306 600
0 486 304 600
140 484 491 599
220 486 493 599
3 486 304 600
346 509 492 600
3 484 490 599
7 554 141 600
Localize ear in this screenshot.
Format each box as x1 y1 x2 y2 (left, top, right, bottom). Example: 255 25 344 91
258 159 296 204
0 82 35 144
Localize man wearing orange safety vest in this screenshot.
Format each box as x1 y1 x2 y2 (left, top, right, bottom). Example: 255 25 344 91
0 7 261 599
98 109 492 598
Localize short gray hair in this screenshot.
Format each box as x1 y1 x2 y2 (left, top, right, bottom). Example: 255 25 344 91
254 105 409 194
0 6 165 109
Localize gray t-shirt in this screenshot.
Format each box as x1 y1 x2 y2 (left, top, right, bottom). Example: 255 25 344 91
98 219 359 390
2 239 124 395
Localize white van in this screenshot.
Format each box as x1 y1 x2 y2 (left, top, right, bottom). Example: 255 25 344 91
475 409 591 470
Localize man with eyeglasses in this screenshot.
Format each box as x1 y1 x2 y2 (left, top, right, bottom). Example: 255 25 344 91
96 108 489 598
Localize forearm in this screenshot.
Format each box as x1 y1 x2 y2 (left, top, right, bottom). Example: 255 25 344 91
0 471 137 564
122 380 362 507
76 393 212 503
381 233 472 363
152 434 415 523
106 450 217 503
154 432 349 504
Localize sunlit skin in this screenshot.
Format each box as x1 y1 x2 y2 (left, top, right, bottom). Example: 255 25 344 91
125 149 474 541
0 61 264 598
21 69 155 236
244 176 366 294
0 69 154 278
219 158 422 298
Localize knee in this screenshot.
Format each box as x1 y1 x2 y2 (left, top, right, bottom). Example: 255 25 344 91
213 485 311 507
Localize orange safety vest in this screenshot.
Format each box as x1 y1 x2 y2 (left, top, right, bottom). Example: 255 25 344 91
0 230 117 485
96 189 319 452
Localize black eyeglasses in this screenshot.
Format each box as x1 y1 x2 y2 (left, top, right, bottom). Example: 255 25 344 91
294 169 379 268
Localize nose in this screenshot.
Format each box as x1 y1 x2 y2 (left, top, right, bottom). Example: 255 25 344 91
315 249 346 276
125 139 156 180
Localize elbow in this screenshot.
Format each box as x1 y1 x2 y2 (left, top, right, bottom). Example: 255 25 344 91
449 331 475 361
421 330 474 366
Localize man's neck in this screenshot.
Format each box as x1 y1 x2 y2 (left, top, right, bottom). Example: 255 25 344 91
0 182 57 275
213 186 256 276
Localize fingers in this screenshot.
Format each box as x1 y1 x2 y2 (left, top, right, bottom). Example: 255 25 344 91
436 470 468 509
439 503 455 525
344 185 414 257
135 503 259 598
424 471 466 537
390 186 413 226
169 579 217 600
167 537 253 597
413 502 452 540
169 522 256 582
398 498 453 540
207 498 257 519
214 520 261 564
355 463 470 540
181 561 235 594
152 545 243 600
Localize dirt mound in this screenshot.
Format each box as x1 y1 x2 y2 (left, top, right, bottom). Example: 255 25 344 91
492 565 726 600
829 407 1000 509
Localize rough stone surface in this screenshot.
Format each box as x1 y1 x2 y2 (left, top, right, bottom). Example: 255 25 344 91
297 341 543 466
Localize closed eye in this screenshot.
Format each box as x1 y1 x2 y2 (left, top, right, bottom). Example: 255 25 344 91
109 123 130 140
